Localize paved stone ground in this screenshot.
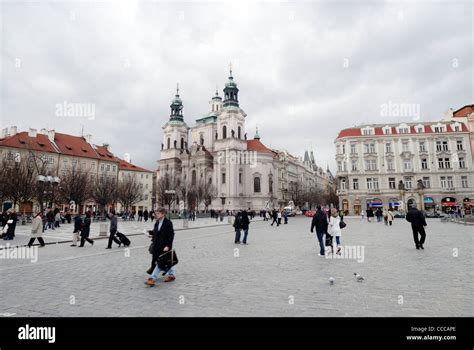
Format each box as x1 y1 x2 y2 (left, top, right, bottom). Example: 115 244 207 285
0 216 472 317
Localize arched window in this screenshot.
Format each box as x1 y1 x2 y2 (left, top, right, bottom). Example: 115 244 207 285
231 129 235 138
174 140 177 148
215 132 218 140
167 138 170 149
254 177 261 193
180 138 184 149
269 176 273 193
192 170 196 186
238 126 241 139
222 126 227 139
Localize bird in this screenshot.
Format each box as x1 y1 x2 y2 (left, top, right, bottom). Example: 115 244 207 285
354 273 364 282
329 277 335 285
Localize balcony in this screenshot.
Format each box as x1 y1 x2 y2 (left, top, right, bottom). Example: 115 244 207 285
441 187 456 193
367 188 381 194
336 189 348 196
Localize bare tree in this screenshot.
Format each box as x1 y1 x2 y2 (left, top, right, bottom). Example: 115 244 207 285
91 175 117 215
58 165 91 214
116 174 142 213
157 173 178 212
195 178 215 211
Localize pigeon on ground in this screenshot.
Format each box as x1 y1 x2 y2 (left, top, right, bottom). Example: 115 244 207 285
329 277 335 285
354 273 364 282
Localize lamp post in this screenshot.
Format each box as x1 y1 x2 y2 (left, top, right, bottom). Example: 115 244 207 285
417 179 425 211
398 180 406 213
37 175 61 210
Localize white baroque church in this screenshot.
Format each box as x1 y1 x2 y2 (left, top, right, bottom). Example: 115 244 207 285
157 69 334 211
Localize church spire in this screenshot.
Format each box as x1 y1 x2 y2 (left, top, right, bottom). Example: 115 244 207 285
254 125 260 140
170 83 184 121
223 64 239 107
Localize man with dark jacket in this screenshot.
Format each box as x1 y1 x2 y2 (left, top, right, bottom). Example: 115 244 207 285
406 203 427 250
311 206 329 256
234 211 242 244
240 210 250 245
78 211 94 247
106 210 121 249
71 214 83 247
145 207 176 286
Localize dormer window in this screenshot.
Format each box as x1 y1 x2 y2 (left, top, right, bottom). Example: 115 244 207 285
383 126 391 135
362 127 374 136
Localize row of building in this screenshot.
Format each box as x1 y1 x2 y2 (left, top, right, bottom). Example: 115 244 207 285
334 105 474 215
0 127 154 214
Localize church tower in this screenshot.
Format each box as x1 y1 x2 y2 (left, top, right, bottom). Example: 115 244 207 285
159 85 190 178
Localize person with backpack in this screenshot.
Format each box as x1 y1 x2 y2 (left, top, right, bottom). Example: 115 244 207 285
327 208 342 255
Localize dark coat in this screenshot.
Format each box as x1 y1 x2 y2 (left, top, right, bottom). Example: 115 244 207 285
73 216 82 233
233 214 242 230
240 212 250 230
311 210 328 234
406 208 427 227
81 216 91 237
152 218 175 256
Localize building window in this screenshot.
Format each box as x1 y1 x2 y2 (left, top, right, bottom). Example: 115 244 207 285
167 138 170 149
454 125 460 132
438 158 451 169
366 178 379 190
403 160 412 171
457 140 464 151
434 126 443 133
422 177 430 189
342 144 345 154
350 143 357 154
254 177 261 193
440 176 447 189
351 160 358 171
385 143 392 153
419 141 426 152
343 162 347 172
222 126 227 139
239 173 242 184
387 159 394 171
402 142 409 152
338 162 342 172
364 143 375 153
417 127 423 133
362 129 373 136
238 126 241 139
101 164 104 171
145 195 148 200
365 159 377 171
352 178 359 190
340 179 346 190
404 177 413 189
141 174 143 179
222 173 226 184
447 176 454 188
181 138 184 149
461 176 468 188
421 158 428 170
269 176 273 193
388 177 396 189
192 170 197 186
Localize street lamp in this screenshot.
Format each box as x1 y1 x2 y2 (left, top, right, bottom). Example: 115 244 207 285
417 179 425 211
37 175 60 210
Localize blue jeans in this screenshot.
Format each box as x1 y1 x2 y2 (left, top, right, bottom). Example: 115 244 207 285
316 231 325 255
234 229 241 243
242 229 249 244
150 265 175 281
335 236 341 245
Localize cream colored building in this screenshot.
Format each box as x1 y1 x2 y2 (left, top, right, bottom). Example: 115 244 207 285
335 119 474 215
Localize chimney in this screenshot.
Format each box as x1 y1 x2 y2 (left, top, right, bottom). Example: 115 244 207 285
47 129 55 142
10 126 18 136
84 134 92 143
28 128 37 138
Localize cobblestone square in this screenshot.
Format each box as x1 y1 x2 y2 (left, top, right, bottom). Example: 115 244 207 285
0 216 472 317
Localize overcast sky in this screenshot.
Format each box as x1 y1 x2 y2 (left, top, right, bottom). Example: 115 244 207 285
1 0 472 172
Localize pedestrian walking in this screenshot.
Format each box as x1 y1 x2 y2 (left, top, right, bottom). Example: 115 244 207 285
145 207 176 286
71 213 82 247
78 211 94 247
387 209 394 226
233 211 242 244
138 209 143 222
277 210 282 226
3 209 17 240
54 209 61 228
143 209 149 222
28 212 45 247
383 209 389 225
406 203 427 250
361 209 365 220
283 210 288 224
366 208 374 222
311 206 328 257
327 208 342 255
106 210 121 249
240 210 250 244
376 208 383 223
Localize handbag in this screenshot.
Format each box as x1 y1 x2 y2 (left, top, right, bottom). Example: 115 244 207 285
339 219 347 229
148 240 155 254
157 249 179 272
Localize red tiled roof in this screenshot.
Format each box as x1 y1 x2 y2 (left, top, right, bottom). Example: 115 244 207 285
95 145 116 161
246 139 274 154
336 123 468 139
116 157 152 173
453 105 474 118
54 132 100 159
0 132 58 154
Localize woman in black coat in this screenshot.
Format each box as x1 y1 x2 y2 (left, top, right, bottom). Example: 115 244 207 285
79 212 94 247
240 210 250 245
